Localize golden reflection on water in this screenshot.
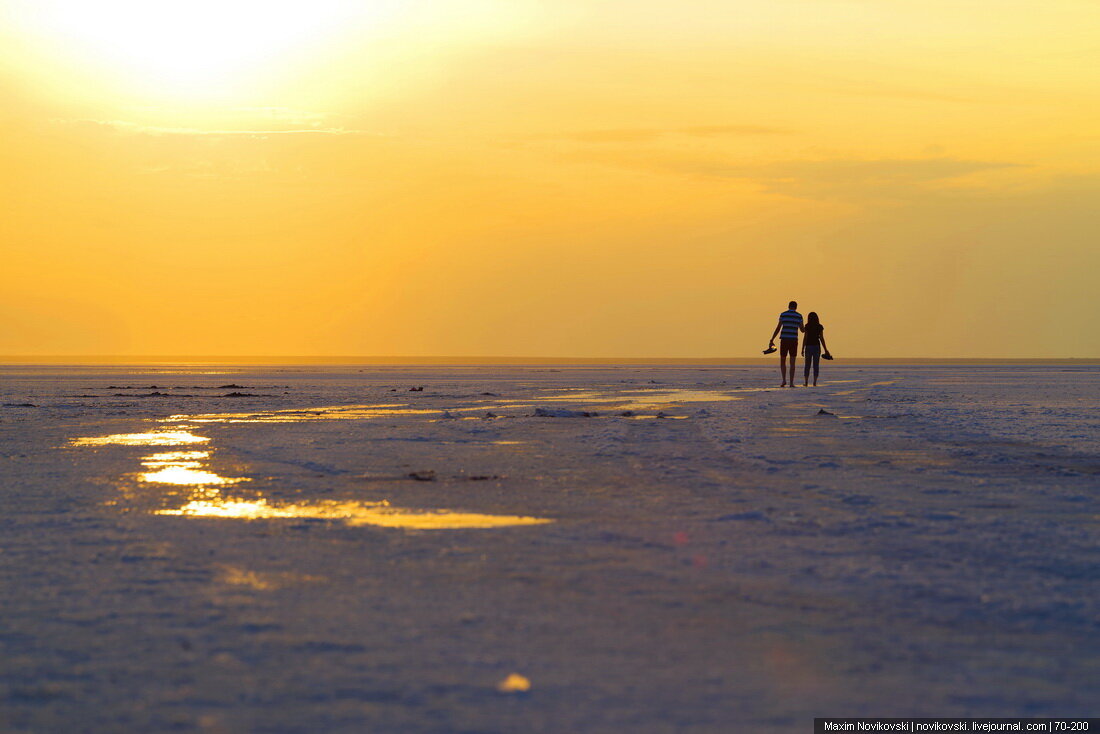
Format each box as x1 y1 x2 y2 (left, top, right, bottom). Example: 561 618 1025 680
530 389 740 412
70 431 209 447
140 466 247 486
144 450 210 464
72 428 552 530
217 564 323 591
158 495 551 529
169 404 437 424
154 389 741 429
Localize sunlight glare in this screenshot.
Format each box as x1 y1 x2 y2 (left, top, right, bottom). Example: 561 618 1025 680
159 496 552 529
9 0 398 97
70 431 210 447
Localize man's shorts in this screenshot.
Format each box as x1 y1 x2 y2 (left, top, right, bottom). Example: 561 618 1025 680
780 338 798 358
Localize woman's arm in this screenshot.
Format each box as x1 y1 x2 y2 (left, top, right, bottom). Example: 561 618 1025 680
820 334 829 354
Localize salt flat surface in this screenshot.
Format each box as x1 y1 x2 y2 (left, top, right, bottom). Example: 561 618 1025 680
1 365 1098 732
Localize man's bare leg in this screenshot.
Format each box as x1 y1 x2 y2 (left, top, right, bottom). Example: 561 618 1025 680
788 356 796 387
779 355 787 386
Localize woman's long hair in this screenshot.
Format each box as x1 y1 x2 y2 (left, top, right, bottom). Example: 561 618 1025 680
807 311 820 326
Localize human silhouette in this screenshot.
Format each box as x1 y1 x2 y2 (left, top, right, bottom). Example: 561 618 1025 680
801 311 831 386
767 300 803 387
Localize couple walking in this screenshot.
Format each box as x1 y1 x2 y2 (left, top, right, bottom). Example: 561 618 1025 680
766 300 832 387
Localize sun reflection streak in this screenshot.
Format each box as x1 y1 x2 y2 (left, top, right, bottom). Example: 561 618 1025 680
169 404 437 424
161 388 742 426
137 449 247 485
143 450 211 464
71 426 552 530
140 466 247 486
70 431 209 447
531 389 741 411
158 496 550 529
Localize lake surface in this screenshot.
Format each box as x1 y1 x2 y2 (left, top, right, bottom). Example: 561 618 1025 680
1 365 1097 732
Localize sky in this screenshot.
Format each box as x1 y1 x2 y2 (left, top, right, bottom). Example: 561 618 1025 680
1 0 1097 358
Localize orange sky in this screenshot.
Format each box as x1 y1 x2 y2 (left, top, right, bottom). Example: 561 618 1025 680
1 0 1097 358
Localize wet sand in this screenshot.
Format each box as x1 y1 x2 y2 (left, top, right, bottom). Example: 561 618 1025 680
1 365 1098 732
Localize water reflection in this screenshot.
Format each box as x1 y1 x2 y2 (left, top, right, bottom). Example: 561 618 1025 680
71 429 551 530
157 389 741 428
159 495 550 529
144 450 210 464
71 431 209 447
527 388 740 412
139 451 247 486
170 404 436 424
428 388 739 416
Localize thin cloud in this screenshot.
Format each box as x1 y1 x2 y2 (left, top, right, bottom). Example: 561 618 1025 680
679 125 791 137
669 156 1024 199
62 119 383 137
572 150 1025 200
816 80 975 104
545 124 790 143
231 106 328 126
673 157 1019 183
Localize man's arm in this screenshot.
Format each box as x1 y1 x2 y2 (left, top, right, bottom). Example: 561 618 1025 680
769 321 781 345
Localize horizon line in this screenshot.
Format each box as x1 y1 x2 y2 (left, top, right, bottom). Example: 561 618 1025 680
1 355 1098 366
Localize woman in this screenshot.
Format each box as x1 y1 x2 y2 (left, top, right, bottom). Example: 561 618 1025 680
801 312 831 386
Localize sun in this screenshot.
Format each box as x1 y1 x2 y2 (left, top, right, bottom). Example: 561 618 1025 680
6 0 397 100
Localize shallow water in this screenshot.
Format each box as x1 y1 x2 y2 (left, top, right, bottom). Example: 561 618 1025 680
2 364 1098 732
70 427 551 530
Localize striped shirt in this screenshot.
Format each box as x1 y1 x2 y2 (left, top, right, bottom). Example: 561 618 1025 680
779 310 803 340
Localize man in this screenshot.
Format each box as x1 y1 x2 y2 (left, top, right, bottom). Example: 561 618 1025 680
768 300 803 387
